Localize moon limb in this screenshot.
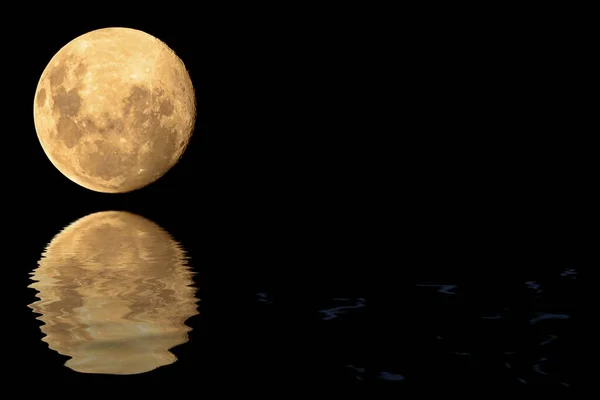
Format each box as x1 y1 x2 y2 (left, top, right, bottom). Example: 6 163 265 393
33 27 196 193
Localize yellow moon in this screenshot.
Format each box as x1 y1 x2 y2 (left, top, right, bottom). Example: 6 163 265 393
28 211 199 375
33 27 196 193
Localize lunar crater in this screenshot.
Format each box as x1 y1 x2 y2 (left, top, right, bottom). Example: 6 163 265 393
33 27 196 193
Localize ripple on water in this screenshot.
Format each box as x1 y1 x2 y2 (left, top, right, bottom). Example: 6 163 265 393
415 284 457 295
28 211 199 375
319 297 366 321
258 269 576 388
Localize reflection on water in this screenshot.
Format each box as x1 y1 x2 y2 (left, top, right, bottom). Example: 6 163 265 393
251 270 575 387
28 211 199 375
319 297 365 320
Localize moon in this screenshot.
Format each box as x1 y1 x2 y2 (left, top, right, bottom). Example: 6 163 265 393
28 211 199 375
33 27 196 193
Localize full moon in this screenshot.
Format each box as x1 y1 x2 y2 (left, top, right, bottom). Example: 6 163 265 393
33 27 196 193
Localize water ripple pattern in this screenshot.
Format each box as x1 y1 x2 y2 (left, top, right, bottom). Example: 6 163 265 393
319 297 366 321
28 211 199 375
408 271 577 388
250 269 576 388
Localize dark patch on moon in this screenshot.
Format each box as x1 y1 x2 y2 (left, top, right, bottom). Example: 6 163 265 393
37 88 46 108
139 126 177 177
49 64 67 87
81 117 99 133
81 114 123 135
122 85 175 145
53 87 82 117
123 85 171 122
105 119 117 131
159 99 173 116
79 140 135 180
103 114 124 134
123 86 151 122
56 116 82 148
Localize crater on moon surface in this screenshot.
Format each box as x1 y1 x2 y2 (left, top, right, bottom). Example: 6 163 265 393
33 28 196 193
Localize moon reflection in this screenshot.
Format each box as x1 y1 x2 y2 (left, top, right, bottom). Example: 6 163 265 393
28 211 199 375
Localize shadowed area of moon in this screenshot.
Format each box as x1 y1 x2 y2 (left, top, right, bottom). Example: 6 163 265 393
33 27 196 193
28 211 199 375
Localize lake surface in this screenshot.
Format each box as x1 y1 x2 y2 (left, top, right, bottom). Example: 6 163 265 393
28 211 198 375
10 198 578 390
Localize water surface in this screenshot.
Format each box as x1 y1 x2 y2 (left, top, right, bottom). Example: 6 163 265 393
28 211 199 375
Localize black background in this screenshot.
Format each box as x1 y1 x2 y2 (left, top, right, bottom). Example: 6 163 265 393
2 5 584 390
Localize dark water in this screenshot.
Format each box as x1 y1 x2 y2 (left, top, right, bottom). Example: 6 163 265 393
11 196 578 390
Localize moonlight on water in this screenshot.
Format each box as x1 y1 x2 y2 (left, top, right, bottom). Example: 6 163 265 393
33 27 196 193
